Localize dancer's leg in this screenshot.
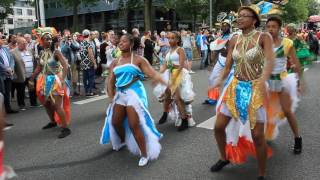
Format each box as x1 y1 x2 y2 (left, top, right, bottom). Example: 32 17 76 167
111 104 126 142
52 95 67 128
214 113 231 160
126 106 147 157
279 90 299 137
251 122 267 177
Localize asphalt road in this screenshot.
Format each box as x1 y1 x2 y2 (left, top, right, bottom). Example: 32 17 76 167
4 61 320 180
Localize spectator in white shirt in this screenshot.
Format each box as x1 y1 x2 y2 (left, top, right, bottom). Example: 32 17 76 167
11 37 37 109
24 34 35 53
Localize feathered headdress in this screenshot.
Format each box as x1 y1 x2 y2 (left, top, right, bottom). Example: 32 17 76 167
32 27 58 46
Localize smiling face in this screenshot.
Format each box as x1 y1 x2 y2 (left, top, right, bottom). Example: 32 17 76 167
118 35 132 52
237 9 257 30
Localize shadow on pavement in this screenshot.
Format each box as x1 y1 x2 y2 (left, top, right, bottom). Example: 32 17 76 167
14 149 114 173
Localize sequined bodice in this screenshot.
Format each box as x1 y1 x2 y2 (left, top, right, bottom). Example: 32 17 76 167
40 50 62 75
232 32 264 81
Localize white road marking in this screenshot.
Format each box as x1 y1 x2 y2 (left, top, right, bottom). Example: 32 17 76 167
196 115 216 130
73 95 109 105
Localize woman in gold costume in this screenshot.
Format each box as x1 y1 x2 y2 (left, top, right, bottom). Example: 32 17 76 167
210 7 274 180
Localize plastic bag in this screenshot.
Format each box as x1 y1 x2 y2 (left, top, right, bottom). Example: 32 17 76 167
180 70 195 103
153 70 170 101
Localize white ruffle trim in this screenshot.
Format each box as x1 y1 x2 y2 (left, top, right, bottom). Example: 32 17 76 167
268 73 300 139
106 90 162 160
153 69 195 102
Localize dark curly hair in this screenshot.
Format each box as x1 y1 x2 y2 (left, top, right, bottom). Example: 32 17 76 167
50 36 59 52
121 33 140 51
266 16 282 27
170 31 182 46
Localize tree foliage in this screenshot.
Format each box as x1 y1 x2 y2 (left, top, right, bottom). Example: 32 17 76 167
307 0 320 16
281 0 308 23
0 0 14 24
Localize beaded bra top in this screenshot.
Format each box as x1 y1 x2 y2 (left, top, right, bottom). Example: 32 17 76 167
232 31 265 81
40 49 62 75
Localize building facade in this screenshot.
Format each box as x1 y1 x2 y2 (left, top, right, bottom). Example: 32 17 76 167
0 0 36 34
44 0 195 33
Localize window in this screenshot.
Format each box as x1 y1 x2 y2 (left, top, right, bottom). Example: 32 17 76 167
27 9 33 16
16 9 23 15
28 19 33 23
9 29 14 35
50 2 56 8
44 3 49 9
7 18 13 24
57 2 62 8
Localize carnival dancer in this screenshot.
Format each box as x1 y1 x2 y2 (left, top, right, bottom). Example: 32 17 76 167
287 24 313 72
100 34 167 166
30 27 71 139
265 16 302 153
203 20 232 105
210 7 274 180
156 32 195 131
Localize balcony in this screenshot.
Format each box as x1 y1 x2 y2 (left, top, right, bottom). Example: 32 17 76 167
14 21 34 28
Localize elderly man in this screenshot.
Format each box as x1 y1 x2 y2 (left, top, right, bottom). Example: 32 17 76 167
24 34 35 53
11 37 37 110
80 29 97 96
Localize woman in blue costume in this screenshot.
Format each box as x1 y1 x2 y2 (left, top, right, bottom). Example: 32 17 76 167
100 34 168 166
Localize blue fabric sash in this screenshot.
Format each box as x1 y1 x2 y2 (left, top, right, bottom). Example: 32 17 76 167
235 80 252 124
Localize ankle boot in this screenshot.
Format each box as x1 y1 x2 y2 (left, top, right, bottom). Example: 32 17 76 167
294 136 302 154
158 112 168 124
178 118 188 131
58 128 71 139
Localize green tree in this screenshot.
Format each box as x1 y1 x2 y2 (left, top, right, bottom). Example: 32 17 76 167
60 0 99 32
0 0 14 25
181 0 208 30
281 0 308 23
307 0 320 16
113 0 150 31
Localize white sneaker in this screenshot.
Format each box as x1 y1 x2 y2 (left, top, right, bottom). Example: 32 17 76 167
175 118 182 127
188 117 196 127
113 143 126 151
189 70 195 74
138 157 149 167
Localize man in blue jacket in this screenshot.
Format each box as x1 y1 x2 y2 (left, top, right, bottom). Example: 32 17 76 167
0 34 18 114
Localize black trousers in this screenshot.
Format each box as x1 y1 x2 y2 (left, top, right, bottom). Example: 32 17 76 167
13 78 37 107
0 78 13 112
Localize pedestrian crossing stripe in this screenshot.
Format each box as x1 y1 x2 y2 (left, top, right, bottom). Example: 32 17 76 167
73 95 109 105
196 115 216 130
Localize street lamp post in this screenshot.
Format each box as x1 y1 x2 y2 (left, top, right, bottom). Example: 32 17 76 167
210 0 212 30
38 0 46 27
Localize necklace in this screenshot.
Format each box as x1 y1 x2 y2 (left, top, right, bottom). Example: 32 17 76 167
242 29 257 37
